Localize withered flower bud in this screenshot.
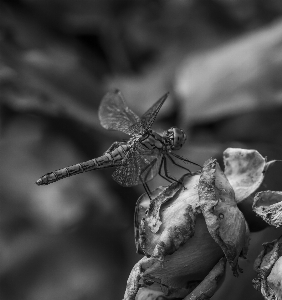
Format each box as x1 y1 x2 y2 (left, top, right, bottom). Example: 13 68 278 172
124 148 272 300
252 191 282 299
253 236 282 300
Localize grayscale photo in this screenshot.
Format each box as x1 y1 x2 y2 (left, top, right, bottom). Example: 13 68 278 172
1 1 282 299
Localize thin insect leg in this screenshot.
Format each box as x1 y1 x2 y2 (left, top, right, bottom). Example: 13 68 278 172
139 160 160 200
142 158 158 183
141 157 172 187
158 156 173 183
170 152 202 168
166 153 192 173
164 155 187 188
139 159 156 181
143 182 152 200
139 160 156 200
144 182 152 195
163 156 180 182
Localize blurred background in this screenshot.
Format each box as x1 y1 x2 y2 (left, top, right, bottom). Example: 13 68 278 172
1 0 282 299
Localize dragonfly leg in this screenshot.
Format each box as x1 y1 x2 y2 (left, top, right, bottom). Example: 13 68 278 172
140 156 172 185
139 159 156 180
142 182 152 200
158 156 173 183
139 159 161 200
162 155 182 183
170 152 202 168
164 155 190 189
166 153 192 174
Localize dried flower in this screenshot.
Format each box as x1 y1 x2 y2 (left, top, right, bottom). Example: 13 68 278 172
124 148 272 300
252 190 282 299
253 236 282 300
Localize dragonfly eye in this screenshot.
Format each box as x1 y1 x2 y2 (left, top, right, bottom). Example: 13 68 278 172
166 127 186 150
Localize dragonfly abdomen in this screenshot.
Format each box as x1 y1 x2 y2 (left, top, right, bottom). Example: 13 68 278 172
36 154 121 186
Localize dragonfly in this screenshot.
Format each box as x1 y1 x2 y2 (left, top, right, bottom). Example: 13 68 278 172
36 89 201 198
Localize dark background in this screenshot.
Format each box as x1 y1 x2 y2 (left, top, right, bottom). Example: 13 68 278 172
1 1 282 299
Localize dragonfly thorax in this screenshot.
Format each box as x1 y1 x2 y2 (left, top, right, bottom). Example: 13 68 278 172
139 129 164 150
164 127 186 150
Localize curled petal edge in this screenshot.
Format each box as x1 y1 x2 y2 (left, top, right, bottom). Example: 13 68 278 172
198 158 248 276
253 191 282 227
253 236 282 300
223 148 278 203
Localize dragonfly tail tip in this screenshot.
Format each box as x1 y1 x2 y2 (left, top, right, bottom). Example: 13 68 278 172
35 179 42 186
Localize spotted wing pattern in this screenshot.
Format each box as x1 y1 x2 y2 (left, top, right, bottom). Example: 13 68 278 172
98 89 141 136
112 143 162 187
129 92 169 134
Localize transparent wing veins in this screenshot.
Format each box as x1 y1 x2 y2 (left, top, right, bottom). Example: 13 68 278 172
129 92 169 134
112 143 162 187
98 89 141 136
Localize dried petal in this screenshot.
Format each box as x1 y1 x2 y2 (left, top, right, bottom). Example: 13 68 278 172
184 257 227 300
223 148 269 203
267 257 282 299
131 172 224 299
146 182 184 234
135 187 165 254
253 191 282 227
123 257 154 300
198 158 248 276
122 253 201 299
135 288 167 300
128 154 249 299
141 216 223 290
253 236 282 300
135 174 201 260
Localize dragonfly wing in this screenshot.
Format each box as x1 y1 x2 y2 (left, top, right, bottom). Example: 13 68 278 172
98 89 141 136
140 152 162 183
112 143 162 187
129 92 169 134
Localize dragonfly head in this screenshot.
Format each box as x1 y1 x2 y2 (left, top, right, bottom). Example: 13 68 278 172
165 127 186 150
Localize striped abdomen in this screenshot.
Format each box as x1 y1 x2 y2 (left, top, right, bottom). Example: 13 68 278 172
36 144 129 185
